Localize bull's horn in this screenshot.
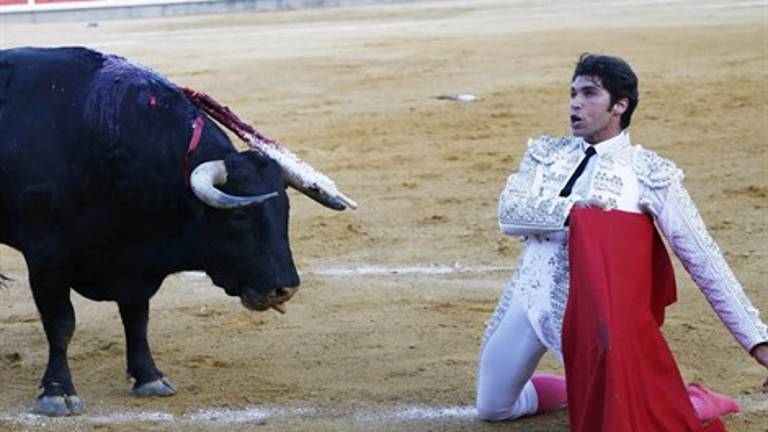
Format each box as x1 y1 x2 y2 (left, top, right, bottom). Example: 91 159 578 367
180 88 358 211
283 175 347 211
190 160 278 209
245 136 358 211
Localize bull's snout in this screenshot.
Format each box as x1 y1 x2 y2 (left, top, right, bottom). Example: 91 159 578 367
240 286 298 313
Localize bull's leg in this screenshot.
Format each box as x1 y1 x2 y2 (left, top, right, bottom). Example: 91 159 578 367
30 283 84 416
118 300 176 397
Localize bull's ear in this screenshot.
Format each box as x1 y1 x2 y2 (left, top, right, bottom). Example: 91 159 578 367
221 152 255 183
231 151 286 185
242 151 290 190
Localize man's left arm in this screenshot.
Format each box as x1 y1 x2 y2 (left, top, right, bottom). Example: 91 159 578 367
645 178 768 362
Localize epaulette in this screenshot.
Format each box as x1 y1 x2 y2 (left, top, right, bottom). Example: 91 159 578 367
632 145 684 189
527 135 579 165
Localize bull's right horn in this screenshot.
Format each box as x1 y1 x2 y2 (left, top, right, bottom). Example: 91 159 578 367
190 160 278 209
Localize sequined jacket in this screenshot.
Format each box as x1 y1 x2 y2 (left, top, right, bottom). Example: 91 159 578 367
486 133 767 360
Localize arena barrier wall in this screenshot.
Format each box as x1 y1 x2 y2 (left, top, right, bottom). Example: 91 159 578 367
0 0 416 24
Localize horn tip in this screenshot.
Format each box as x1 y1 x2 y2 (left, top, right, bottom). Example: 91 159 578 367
338 194 358 210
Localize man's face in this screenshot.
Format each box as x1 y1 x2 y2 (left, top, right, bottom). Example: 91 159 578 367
570 75 625 144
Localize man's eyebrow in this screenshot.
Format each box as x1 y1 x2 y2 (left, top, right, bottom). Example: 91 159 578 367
573 83 602 92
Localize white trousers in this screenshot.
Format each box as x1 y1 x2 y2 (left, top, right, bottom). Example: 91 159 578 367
476 297 547 421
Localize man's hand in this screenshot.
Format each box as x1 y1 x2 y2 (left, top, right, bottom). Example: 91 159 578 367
750 343 768 393
574 198 610 210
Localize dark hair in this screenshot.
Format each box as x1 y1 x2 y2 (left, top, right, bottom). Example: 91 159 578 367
572 53 638 129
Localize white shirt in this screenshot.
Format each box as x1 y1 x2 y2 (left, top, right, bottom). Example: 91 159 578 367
572 130 629 202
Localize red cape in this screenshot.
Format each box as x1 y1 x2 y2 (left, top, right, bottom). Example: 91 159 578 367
563 208 726 432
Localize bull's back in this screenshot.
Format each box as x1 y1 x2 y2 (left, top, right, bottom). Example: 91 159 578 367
0 46 102 163
0 47 103 245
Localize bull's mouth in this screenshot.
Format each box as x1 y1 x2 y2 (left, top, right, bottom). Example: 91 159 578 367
239 287 298 314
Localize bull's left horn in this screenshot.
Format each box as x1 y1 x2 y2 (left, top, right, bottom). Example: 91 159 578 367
282 175 348 211
248 140 358 211
190 160 278 209
180 87 358 211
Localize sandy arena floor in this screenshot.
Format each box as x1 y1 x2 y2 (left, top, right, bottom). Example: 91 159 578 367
0 0 767 430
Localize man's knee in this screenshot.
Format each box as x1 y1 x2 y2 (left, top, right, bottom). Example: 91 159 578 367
475 402 513 422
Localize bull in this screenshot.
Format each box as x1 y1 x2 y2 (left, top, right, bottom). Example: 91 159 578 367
0 47 350 416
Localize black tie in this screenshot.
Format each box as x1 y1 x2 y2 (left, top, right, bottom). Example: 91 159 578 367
559 146 597 197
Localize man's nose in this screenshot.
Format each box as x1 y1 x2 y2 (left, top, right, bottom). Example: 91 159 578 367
570 97 582 111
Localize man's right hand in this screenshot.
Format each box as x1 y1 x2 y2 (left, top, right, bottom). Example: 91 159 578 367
574 198 610 209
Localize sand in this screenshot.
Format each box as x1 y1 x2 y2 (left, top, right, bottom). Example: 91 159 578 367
0 0 766 430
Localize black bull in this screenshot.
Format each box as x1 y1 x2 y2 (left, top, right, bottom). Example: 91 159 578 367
0 47 327 416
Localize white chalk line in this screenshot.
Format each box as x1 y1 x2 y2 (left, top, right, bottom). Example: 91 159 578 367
304 264 512 276
0 406 306 426
2 395 766 427
0 405 476 427
182 264 513 280
736 394 768 414
352 405 477 423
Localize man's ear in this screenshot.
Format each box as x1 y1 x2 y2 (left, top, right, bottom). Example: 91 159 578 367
612 97 629 116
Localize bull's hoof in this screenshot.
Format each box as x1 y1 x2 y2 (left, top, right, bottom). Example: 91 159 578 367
33 395 84 417
133 377 176 397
